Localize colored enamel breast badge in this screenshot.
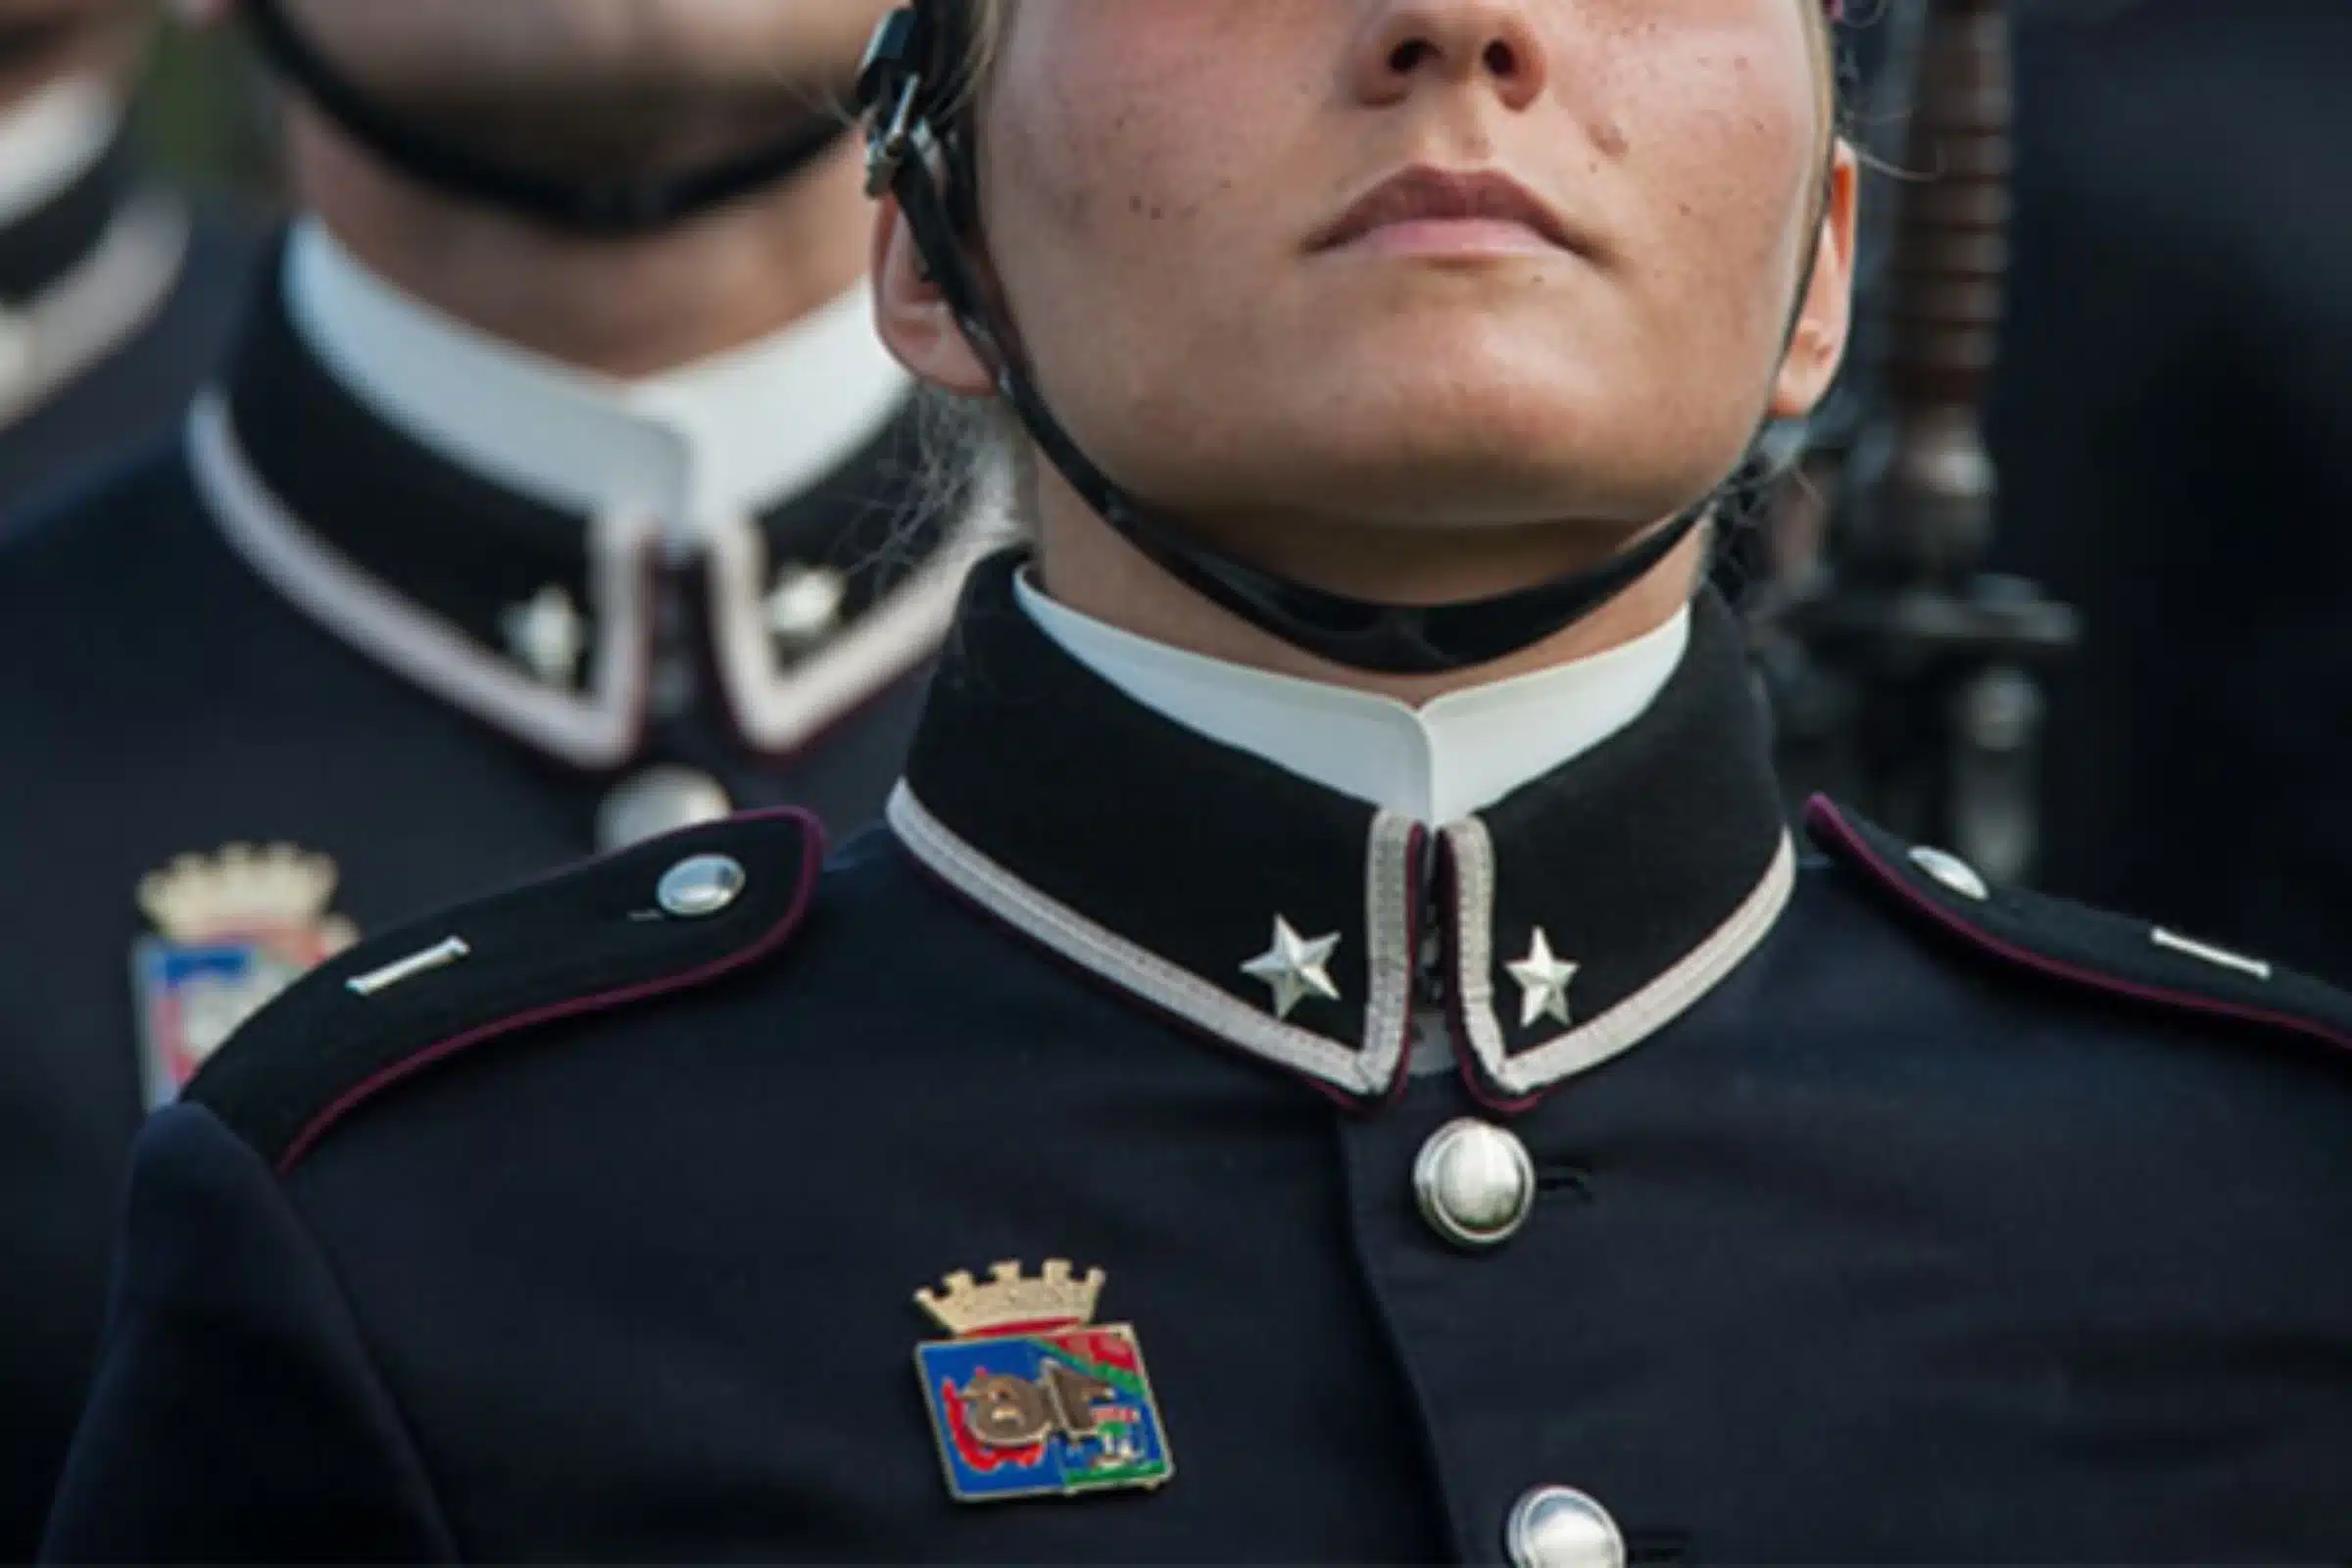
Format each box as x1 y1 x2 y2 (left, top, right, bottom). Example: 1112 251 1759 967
913 1260 1175 1503
131 844 358 1107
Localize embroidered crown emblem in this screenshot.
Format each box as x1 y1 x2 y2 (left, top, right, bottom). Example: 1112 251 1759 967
137 843 354 945
910 1259 1173 1502
130 842 363 1110
916 1259 1106 1338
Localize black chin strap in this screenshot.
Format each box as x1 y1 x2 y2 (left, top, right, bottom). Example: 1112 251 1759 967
247 0 853 237
895 144 1707 672
863 6 1732 676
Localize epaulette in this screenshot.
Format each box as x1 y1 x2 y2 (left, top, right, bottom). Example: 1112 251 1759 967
1805 798 2352 1055
188 808 824 1176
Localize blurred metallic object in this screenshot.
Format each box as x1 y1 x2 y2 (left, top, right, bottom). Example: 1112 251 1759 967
1757 0 2077 883
596 767 735 855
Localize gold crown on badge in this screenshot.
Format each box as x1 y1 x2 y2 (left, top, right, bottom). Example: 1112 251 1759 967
916 1259 1106 1337
138 843 355 945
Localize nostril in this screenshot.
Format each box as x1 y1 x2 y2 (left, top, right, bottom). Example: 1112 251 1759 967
1484 40 1518 75
1390 38 1436 73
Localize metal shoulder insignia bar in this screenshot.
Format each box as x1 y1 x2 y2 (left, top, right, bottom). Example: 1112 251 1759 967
185 809 825 1176
1805 798 2352 1057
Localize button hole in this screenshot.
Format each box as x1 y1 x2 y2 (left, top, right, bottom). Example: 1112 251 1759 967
1535 1162 1594 1200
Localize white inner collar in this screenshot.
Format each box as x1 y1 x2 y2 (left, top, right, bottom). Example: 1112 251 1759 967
1017 571 1691 823
0 77 118 230
284 219 909 554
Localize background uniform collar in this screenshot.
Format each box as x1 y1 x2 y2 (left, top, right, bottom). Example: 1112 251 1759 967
284 219 908 554
1017 569 1690 823
895 555 1791 1110
0 77 117 234
0 78 188 426
194 237 996 770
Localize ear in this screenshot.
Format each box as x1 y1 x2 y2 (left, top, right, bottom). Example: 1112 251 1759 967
872 198 995 398
1768 143 1860 420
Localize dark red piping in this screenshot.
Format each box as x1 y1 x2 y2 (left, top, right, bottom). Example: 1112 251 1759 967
276 809 827 1174
1804 797 2352 1056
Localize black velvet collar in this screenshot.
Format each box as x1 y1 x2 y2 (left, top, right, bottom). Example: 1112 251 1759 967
893 554 1795 1110
198 238 979 769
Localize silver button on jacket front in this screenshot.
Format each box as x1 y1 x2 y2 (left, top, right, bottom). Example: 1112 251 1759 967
1506 1485 1627 1568
1414 1119 1537 1250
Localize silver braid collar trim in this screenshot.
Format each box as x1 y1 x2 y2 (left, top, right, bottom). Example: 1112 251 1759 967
1446 819 1797 1098
889 781 1417 1098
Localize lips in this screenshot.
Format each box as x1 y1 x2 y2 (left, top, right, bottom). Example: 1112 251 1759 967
1311 166 1582 255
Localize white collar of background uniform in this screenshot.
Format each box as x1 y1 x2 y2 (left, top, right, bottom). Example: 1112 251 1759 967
1016 570 1692 824
0 77 118 227
284 218 909 558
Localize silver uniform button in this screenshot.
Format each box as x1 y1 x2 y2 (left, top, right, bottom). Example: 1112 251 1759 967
1413 1119 1536 1250
1907 844 1989 903
1506 1486 1627 1568
657 855 748 919
598 766 734 854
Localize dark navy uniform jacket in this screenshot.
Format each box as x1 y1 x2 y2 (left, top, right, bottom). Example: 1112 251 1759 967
0 245 980 1555
44 557 2352 1562
1991 1 2352 980
0 148 256 1553
0 137 257 519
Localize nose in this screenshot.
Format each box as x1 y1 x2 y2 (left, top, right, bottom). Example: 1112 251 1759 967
1352 1 1549 113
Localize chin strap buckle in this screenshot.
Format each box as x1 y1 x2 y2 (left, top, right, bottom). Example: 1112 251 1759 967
859 8 929 198
865 77 923 199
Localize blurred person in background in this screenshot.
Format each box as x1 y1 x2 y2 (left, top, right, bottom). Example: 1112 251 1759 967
0 0 983 1549
1988 0 2352 980
0 0 254 516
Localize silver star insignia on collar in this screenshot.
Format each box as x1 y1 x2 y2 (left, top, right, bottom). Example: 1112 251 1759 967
502 584 587 689
1242 916 1343 1020
1507 928 1580 1029
766 563 848 649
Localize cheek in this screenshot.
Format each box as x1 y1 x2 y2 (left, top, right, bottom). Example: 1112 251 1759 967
981 6 1308 424
970 1 1826 523
1619 56 1821 360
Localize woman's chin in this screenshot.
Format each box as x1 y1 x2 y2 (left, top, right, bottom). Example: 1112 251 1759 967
1261 408 1697 523
1084 379 1742 532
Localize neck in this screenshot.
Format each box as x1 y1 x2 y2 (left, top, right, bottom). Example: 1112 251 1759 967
1032 469 1707 707
0 15 139 109
291 106 870 379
